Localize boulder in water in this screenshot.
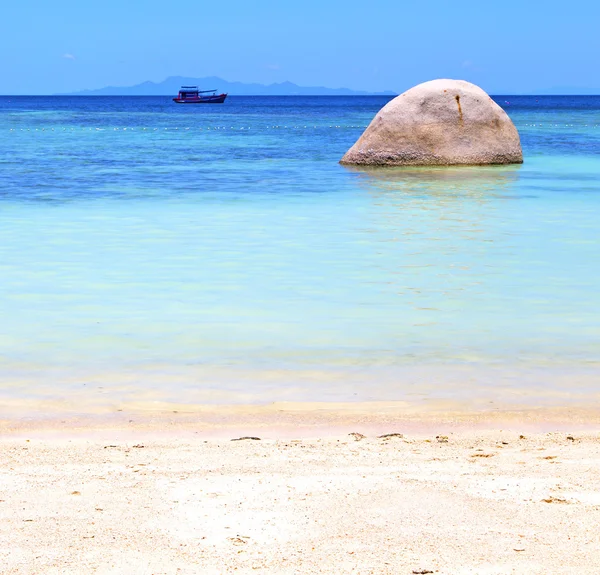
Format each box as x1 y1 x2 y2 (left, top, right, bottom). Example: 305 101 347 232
340 79 522 166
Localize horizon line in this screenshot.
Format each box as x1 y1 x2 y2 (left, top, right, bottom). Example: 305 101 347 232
3 93 600 97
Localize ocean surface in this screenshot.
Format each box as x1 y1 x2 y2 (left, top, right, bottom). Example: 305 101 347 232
1 95 600 414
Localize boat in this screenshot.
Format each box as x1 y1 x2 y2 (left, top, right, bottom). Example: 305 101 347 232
173 86 227 104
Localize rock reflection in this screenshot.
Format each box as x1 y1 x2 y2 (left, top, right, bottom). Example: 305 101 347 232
344 164 522 199
342 164 524 364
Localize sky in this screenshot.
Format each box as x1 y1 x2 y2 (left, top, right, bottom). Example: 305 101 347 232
2 0 599 95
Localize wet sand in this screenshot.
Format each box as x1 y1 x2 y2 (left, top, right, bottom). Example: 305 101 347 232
2 404 600 574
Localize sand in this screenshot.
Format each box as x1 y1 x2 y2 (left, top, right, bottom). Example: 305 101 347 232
1 407 600 574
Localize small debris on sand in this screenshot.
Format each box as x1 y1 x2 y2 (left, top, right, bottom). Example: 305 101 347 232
436 435 449 443
231 437 261 441
348 433 366 441
378 433 403 439
541 496 569 504
412 570 434 574
228 536 249 545
471 453 495 458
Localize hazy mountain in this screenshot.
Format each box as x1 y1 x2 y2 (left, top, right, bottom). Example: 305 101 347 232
63 76 396 96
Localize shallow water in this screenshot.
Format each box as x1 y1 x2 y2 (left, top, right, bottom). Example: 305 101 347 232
1 96 599 413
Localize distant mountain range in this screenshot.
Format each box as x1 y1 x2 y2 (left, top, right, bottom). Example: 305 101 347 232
63 76 396 96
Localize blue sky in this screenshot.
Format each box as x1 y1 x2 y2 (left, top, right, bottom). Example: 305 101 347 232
2 0 599 94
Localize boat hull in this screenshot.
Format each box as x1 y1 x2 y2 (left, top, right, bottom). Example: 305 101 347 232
173 94 227 104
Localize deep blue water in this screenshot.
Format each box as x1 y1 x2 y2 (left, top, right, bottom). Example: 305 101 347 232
1 96 599 413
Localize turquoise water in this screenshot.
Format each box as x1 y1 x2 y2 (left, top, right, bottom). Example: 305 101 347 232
1 96 600 412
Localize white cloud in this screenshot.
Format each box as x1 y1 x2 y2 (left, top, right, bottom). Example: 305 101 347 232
62 53 76 61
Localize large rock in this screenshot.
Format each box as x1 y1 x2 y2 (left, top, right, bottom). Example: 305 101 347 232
340 79 523 166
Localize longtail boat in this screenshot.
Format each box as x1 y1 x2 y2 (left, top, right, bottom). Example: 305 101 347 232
173 86 227 104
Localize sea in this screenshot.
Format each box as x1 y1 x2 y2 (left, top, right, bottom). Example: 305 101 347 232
1 95 599 415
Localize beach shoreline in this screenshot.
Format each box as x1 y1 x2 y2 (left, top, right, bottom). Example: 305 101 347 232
3 399 600 439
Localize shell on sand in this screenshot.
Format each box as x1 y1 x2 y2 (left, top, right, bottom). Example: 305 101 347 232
340 79 523 166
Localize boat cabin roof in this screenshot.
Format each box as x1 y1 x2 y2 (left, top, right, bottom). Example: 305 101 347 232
179 86 217 94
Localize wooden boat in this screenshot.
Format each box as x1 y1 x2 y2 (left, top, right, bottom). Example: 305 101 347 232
173 86 227 104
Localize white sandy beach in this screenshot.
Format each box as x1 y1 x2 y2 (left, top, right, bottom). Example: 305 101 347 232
2 406 600 574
